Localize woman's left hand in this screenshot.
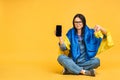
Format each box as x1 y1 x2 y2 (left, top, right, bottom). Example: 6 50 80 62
94 25 107 35
94 25 102 32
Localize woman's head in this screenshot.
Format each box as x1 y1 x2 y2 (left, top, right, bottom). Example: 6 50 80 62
73 14 86 33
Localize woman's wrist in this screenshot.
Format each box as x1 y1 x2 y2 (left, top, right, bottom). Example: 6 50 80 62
59 37 64 44
100 27 107 35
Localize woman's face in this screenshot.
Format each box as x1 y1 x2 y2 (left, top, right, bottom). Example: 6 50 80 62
74 17 83 30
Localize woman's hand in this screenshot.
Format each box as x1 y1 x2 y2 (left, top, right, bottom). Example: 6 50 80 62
54 30 64 44
94 25 102 32
94 25 107 35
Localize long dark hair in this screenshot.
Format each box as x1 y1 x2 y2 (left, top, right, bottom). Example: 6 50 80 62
73 14 86 36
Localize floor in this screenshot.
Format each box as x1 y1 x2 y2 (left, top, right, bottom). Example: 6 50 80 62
0 44 120 80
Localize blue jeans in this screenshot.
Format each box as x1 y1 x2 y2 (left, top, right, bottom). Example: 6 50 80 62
57 54 100 74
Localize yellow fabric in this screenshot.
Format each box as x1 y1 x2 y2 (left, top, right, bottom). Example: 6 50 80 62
95 31 114 54
94 31 104 38
59 31 114 56
64 36 70 50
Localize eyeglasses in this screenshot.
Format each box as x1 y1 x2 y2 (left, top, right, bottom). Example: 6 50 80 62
74 21 82 24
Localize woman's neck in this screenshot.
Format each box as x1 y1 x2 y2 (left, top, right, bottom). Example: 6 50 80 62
77 29 81 36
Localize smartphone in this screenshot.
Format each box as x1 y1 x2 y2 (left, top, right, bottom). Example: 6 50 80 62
56 25 62 37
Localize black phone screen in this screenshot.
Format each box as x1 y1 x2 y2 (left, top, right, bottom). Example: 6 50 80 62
56 25 62 37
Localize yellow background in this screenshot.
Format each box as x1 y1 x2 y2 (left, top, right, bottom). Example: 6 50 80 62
0 0 120 80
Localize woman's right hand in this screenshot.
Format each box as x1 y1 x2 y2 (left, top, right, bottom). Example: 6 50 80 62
58 37 64 44
54 30 64 44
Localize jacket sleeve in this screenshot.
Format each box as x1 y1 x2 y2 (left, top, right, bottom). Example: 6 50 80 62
58 36 71 56
59 43 67 51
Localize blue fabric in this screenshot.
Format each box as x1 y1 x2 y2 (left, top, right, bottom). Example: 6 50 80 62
66 25 102 62
77 38 86 63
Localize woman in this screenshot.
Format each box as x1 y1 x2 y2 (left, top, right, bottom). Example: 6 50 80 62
56 14 113 76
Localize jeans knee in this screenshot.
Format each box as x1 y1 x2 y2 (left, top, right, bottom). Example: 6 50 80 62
94 58 100 67
57 54 67 64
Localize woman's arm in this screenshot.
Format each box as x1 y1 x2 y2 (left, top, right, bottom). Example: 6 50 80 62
58 37 67 51
58 37 64 45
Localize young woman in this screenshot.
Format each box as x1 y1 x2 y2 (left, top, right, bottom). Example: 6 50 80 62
56 14 113 76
